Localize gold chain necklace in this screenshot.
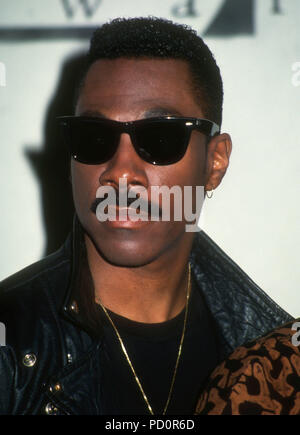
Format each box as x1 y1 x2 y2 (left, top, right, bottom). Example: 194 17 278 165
97 263 191 415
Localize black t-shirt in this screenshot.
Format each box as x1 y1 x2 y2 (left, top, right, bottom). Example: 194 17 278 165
98 277 220 415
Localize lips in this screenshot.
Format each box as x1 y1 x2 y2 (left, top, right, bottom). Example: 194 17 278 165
104 205 151 228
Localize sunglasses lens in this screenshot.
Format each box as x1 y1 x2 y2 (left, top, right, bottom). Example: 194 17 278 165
65 119 118 164
135 120 189 165
60 117 197 165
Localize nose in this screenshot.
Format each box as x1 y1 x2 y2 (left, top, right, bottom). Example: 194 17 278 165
99 132 149 190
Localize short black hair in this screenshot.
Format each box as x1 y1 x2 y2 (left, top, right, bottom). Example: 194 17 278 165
84 16 223 126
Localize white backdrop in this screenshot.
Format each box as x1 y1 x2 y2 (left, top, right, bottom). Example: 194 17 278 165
0 0 299 316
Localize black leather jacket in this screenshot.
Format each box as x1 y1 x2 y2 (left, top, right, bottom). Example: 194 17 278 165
0 219 293 415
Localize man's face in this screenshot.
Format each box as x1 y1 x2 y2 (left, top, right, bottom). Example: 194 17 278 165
73 58 209 266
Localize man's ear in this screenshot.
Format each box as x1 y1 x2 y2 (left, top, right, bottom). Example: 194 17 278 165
205 133 232 192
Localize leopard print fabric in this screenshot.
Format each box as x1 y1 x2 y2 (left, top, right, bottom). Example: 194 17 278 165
195 319 300 415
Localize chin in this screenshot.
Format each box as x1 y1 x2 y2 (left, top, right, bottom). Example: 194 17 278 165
83 216 183 268
89 232 162 267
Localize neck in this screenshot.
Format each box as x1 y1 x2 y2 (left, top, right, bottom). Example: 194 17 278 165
85 234 194 324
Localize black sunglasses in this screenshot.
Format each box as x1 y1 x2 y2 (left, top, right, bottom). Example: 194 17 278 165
57 116 220 166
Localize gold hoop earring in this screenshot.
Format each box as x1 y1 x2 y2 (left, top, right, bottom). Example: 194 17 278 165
206 189 214 199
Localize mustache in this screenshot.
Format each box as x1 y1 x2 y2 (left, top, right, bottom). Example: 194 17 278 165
90 190 162 217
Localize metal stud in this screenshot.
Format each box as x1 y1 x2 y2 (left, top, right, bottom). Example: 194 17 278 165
45 402 59 415
49 383 62 393
70 301 79 313
54 383 62 392
22 353 37 367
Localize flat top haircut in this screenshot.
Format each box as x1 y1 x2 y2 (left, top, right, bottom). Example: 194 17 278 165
80 16 223 127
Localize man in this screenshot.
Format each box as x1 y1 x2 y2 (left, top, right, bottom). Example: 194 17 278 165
0 17 293 415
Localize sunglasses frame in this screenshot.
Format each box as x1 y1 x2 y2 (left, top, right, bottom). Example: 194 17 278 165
57 115 220 166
